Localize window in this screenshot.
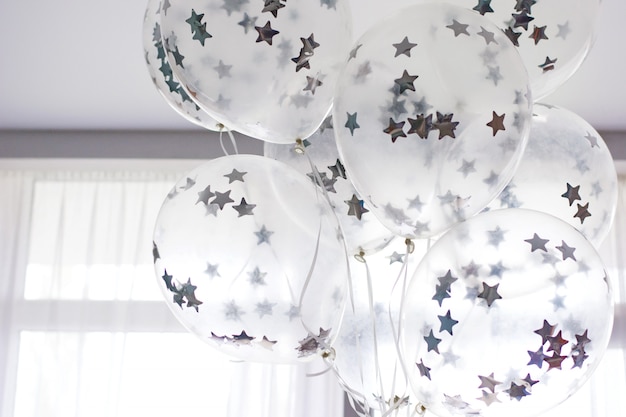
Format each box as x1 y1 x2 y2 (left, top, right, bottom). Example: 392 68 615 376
0 160 343 417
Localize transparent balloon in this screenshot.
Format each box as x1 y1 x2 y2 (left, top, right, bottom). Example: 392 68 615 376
264 119 395 256
486 104 618 247
330 238 430 415
159 0 352 143
434 0 602 100
333 3 532 239
153 155 349 363
142 0 222 131
401 208 613 417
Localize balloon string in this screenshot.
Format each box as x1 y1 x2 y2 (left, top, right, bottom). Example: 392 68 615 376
225 127 239 154
218 128 229 156
387 238 414 406
364 258 389 413
298 141 355 314
305 362 334 377
217 124 239 156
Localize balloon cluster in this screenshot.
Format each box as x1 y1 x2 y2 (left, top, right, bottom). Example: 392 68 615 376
146 0 615 416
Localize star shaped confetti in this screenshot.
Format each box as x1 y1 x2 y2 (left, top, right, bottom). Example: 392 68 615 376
389 251 404 264
407 114 433 139
557 21 571 39
328 159 346 180
446 19 470 37
561 183 581 206
345 112 360 136
348 43 362 60
424 329 442 353
486 111 506 136
255 299 276 317
224 169 247 183
255 225 274 245
233 198 256 217
547 330 568 354
161 270 176 292
477 282 502 307
417 359 431 379
383 118 406 143
486 65 503 86
556 241 577 261
572 330 591 354
153 242 160 263
394 70 419 94
544 352 567 370
248 267 267 286
487 226 506 247
432 284 451 307
291 34 319 72
438 270 458 290
473 0 494 15
438 310 458 335
211 190 234 209
186 9 212 46
205 262 220 278
221 0 247 15
180 177 196 191
258 335 278 350
512 11 534 30
515 0 537 12
255 21 279 45
504 27 522 46
574 203 591 224
262 0 285 17
214 60 232 78
392 36 417 57
478 373 501 392
539 56 557 72
534 320 556 344
529 25 549 45
506 382 529 401
478 390 500 406
345 194 369 220
196 185 215 205
584 132 599 148
238 13 257 34
527 349 545 369
524 233 549 252
303 75 323 94
433 112 459 139
477 26 497 44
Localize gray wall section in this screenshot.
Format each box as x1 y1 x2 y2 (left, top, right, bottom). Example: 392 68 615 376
0 130 264 159
1 130 625 160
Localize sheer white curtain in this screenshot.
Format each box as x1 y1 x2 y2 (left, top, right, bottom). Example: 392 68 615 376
0 159 343 417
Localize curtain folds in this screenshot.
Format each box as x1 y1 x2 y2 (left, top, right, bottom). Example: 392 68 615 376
0 162 344 417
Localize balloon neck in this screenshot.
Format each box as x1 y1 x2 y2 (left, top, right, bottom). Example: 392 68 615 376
405 238 415 254
354 250 366 263
294 138 306 154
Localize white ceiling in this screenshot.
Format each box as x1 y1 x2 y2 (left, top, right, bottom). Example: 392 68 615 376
0 0 624 132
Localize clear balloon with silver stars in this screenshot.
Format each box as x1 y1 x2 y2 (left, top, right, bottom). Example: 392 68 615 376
142 0 222 131
153 154 349 363
333 3 532 239
158 0 352 143
486 103 618 247
401 208 613 417
433 0 602 100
